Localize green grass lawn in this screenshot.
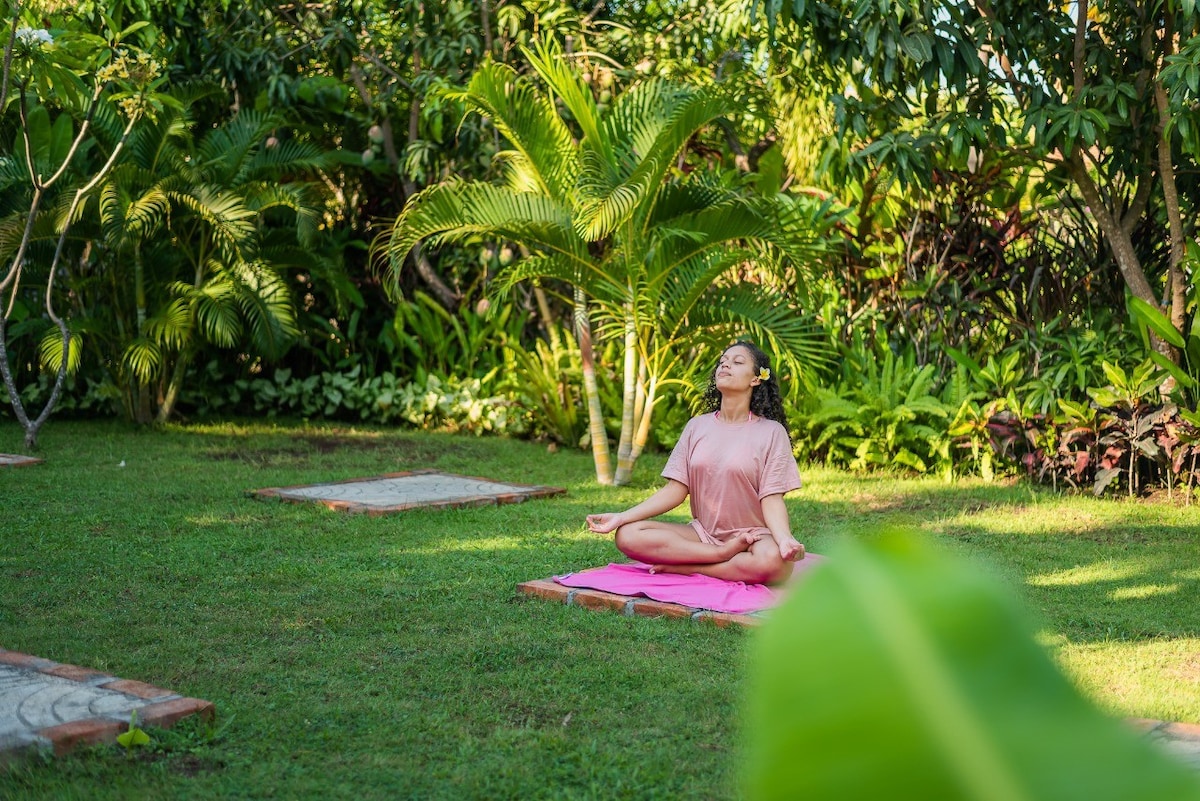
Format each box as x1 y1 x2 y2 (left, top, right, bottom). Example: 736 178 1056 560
1 420 1197 799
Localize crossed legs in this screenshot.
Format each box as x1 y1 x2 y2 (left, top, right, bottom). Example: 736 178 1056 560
613 520 792 585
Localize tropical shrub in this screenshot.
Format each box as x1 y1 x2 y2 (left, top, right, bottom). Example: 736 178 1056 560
986 359 1200 499
498 323 586 447
389 291 529 382
793 340 951 474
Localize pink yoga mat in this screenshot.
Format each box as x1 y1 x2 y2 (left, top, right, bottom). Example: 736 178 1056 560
553 556 825 615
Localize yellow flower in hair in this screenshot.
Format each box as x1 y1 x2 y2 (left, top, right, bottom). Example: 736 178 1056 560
757 367 771 381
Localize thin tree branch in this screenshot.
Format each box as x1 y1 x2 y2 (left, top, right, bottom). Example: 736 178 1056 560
0 0 24 113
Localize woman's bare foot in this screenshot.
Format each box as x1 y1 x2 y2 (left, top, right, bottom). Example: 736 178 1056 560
649 533 757 574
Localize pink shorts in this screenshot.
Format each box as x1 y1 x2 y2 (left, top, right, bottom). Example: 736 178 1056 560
689 519 772 545
688 519 721 545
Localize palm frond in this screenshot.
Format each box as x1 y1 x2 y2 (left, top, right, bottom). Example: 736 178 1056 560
652 248 757 335
680 284 834 379
121 186 171 240
121 337 164 382
0 205 69 263
645 178 738 229
143 297 193 351
575 145 660 240
97 182 127 241
383 182 590 298
0 154 30 191
242 182 321 219
191 277 242 348
766 193 846 263
444 59 578 199
230 261 298 357
37 326 82 374
0 215 28 262
126 106 191 172
167 186 257 253
194 109 277 185
603 78 696 166
491 252 595 297
246 138 330 178
577 86 736 240
522 40 608 159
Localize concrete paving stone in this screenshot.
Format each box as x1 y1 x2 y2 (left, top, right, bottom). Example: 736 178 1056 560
1 665 151 735
0 656 212 761
252 469 565 514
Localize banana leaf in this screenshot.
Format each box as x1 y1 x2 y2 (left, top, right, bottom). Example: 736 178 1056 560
745 533 1200 800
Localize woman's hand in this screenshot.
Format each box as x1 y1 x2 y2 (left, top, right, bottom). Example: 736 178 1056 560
760 494 804 561
775 535 805 562
586 513 623 534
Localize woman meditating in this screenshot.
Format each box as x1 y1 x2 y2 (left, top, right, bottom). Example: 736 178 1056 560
586 341 805 586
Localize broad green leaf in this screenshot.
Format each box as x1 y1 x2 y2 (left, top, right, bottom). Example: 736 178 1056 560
745 533 1200 800
49 114 74 167
1055 398 1091 421
116 726 151 749
1148 351 1195 389
943 345 982 375
1128 296 1185 348
1094 467 1122 496
1087 387 1121 408
118 21 151 41
1100 360 1127 389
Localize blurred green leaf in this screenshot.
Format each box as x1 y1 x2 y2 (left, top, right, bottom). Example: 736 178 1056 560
745 533 1200 800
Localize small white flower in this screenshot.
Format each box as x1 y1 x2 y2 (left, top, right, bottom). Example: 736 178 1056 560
118 460 126 467
16 27 53 47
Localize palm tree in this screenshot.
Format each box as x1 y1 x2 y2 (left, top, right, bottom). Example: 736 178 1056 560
385 43 841 485
89 90 328 422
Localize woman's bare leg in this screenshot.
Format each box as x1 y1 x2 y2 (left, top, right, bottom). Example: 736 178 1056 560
651 538 793 585
614 520 757 565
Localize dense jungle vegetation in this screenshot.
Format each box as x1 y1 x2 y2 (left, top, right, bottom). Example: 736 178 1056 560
5 0 1200 496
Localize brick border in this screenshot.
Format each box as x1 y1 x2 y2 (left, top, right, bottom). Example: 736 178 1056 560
250 468 566 515
516 578 763 628
0 648 215 762
0 454 42 468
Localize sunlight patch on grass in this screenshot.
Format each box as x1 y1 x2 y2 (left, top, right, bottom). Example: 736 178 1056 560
1108 584 1181 601
399 536 529 554
1028 561 1144 587
1052 637 1200 723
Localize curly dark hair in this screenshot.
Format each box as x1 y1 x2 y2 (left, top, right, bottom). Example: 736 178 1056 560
700 340 788 429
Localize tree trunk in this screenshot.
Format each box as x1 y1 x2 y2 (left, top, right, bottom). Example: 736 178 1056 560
1153 14 1186 340
574 288 612 484
0 313 71 451
1068 158 1171 363
402 50 460 309
157 348 191 423
613 314 638 485
630 371 657 466
348 59 459 309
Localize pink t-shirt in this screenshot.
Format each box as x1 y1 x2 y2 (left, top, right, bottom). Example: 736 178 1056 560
661 412 802 543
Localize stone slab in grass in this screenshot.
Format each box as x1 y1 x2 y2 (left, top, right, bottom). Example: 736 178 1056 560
0 454 42 467
251 469 566 515
0 648 214 763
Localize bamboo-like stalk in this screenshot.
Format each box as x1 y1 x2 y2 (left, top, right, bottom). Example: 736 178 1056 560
574 288 612 484
613 313 638 485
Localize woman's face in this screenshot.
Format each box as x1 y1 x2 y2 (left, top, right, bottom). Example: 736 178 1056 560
715 345 760 393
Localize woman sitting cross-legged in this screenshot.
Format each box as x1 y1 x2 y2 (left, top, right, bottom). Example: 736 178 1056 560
586 340 805 586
